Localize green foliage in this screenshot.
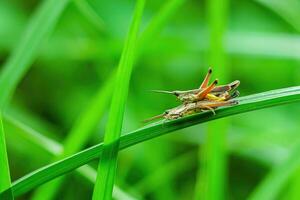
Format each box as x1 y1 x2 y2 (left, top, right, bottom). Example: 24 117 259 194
30 75 113 200
0 114 13 200
249 141 300 200
1 0 300 199
1 86 300 198
92 1 145 199
0 0 70 108
197 0 230 199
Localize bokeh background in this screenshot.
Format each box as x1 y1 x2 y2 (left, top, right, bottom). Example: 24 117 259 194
1 0 300 199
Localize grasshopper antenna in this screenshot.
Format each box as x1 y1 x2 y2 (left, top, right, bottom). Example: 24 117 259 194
150 90 176 95
142 113 165 123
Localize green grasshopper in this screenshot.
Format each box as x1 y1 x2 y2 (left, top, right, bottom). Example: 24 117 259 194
152 68 240 104
144 68 240 122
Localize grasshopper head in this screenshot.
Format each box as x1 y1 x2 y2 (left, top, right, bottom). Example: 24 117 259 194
229 80 240 90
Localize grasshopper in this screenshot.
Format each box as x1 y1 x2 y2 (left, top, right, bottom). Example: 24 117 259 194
152 68 240 104
144 99 238 122
144 67 240 122
144 92 239 122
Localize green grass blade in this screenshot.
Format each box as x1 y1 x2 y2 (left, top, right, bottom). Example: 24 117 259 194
31 77 113 200
0 114 13 200
0 0 70 108
134 151 195 195
255 0 300 32
2 86 300 198
196 0 230 199
31 0 186 199
248 140 300 200
74 0 105 32
3 114 136 200
253 1 300 199
62 77 114 155
138 0 185 49
0 115 11 188
92 1 145 199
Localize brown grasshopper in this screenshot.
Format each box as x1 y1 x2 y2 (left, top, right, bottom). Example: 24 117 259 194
144 68 240 122
144 99 238 122
151 68 240 104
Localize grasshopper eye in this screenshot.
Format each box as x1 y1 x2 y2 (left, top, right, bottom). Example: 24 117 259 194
164 111 169 114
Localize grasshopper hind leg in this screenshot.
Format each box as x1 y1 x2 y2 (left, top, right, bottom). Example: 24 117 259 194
201 105 216 115
196 79 218 100
200 67 213 89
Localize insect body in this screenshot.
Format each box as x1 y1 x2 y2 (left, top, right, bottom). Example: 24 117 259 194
144 98 238 122
144 67 240 122
152 68 240 104
163 99 238 120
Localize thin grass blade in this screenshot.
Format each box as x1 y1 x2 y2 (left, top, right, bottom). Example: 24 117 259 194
74 0 105 32
195 0 230 199
255 0 300 32
92 1 145 199
2 86 300 198
31 0 187 199
138 0 185 49
31 75 114 200
0 0 70 108
3 114 136 200
0 114 13 200
248 140 300 200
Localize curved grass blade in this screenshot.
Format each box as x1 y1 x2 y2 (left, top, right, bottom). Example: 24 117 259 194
3 114 136 200
0 0 183 198
92 1 145 199
31 76 114 200
255 0 300 32
248 140 300 200
74 0 105 32
1 86 300 198
0 114 13 200
0 0 70 108
31 0 187 199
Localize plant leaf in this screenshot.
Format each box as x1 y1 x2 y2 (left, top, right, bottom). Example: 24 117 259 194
92 0 145 199
196 0 230 198
0 0 70 108
3 114 136 200
31 0 187 199
248 140 300 200
1 86 300 198
255 0 300 32
31 75 114 200
0 114 13 200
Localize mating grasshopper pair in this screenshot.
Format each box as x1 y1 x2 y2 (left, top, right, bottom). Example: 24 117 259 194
145 68 240 122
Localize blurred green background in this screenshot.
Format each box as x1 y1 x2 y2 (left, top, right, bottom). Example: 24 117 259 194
1 0 300 199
